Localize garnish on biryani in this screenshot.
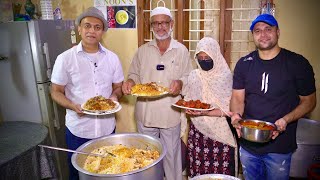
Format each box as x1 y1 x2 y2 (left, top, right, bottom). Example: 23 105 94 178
83 144 160 174
83 96 116 111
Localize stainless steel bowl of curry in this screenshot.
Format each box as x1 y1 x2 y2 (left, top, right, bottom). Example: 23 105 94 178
239 119 277 143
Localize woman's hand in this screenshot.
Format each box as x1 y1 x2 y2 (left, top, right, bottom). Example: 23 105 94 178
186 109 210 116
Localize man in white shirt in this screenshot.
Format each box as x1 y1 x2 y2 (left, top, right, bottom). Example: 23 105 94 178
122 6 193 180
51 7 124 180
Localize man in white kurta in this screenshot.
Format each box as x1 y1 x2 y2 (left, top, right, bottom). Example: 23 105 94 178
122 7 193 180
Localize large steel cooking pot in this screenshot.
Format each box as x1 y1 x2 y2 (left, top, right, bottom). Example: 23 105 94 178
71 133 167 180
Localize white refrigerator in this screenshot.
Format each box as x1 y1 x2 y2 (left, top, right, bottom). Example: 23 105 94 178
0 20 75 179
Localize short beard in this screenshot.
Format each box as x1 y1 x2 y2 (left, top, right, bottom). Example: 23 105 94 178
256 40 277 51
256 34 279 51
152 27 173 40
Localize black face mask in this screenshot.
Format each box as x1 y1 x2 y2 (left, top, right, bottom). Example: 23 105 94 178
198 59 214 71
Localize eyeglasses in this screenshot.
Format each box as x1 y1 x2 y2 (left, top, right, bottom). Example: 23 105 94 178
82 23 103 31
151 21 171 28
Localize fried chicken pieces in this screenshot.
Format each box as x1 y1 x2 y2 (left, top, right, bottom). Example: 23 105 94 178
175 99 210 109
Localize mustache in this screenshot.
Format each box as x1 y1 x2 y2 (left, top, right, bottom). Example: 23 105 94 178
152 28 173 40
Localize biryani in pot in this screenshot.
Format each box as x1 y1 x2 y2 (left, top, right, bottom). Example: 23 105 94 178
83 144 160 174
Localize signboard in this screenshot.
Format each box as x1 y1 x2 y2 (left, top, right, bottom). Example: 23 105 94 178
94 0 136 29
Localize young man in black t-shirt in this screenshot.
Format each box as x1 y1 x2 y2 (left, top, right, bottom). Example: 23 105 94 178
230 14 316 180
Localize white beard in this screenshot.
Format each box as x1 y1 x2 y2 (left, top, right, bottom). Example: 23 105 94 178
152 27 173 40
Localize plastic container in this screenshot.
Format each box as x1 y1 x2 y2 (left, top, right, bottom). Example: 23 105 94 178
0 1 14 22
40 0 53 20
308 163 320 180
70 24 77 45
53 3 62 20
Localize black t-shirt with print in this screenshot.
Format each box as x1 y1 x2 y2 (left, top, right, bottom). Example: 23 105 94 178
233 48 316 155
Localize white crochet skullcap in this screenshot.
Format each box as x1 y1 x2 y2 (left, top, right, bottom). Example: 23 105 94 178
150 7 172 19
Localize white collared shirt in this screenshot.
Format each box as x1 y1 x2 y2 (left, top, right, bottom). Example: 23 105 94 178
51 42 124 138
128 39 194 128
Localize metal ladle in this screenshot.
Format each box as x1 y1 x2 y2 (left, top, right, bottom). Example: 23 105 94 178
38 144 116 158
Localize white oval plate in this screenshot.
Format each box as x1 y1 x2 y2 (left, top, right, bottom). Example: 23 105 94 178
81 101 121 115
171 103 215 111
131 91 169 98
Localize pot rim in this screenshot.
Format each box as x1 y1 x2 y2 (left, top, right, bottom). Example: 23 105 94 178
71 133 167 177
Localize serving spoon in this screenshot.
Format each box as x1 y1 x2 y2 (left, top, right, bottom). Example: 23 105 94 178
38 144 116 158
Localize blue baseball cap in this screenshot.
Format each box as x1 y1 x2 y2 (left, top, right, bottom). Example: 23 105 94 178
250 14 278 31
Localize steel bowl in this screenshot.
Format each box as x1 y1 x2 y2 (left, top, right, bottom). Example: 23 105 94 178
239 119 277 143
71 133 167 180
190 174 240 180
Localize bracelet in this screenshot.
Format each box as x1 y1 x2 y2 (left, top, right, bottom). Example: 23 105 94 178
220 109 224 117
236 113 242 118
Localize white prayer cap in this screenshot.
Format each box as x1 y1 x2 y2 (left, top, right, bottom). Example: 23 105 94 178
150 7 172 19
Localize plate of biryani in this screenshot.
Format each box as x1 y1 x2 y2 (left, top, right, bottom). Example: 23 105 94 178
81 96 122 115
172 99 215 111
131 82 169 98
83 144 160 174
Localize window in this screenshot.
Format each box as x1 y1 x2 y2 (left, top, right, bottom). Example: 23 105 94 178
137 0 269 70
